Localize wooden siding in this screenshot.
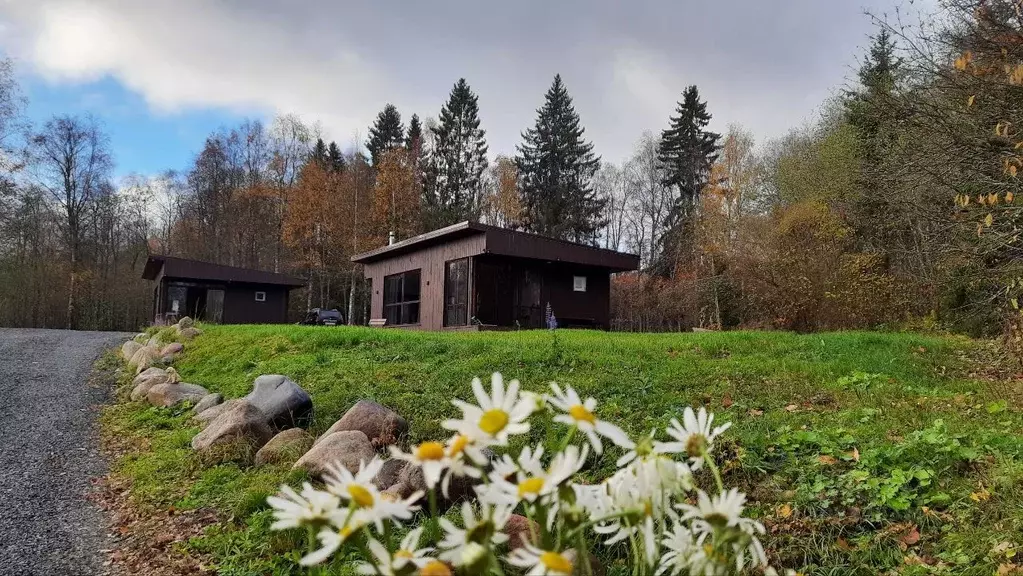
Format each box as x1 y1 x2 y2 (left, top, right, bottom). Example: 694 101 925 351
363 234 486 330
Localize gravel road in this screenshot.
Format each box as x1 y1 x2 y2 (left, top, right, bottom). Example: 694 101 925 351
0 328 130 576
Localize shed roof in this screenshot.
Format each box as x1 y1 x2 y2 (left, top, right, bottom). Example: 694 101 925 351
142 255 306 287
351 221 640 272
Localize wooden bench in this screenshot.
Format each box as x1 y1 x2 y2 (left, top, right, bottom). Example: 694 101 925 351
369 318 387 327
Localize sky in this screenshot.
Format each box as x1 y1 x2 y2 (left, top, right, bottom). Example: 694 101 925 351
0 0 930 179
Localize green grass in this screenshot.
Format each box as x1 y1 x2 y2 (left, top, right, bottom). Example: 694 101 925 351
102 325 1023 575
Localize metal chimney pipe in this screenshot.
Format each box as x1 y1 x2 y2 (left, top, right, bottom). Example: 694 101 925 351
388 231 396 245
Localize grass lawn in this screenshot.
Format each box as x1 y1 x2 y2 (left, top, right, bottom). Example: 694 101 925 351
101 325 1023 575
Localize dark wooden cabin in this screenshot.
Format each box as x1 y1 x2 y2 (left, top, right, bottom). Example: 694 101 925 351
351 222 640 331
142 255 305 325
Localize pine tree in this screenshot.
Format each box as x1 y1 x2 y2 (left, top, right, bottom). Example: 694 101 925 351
425 79 488 227
366 104 405 167
515 74 604 243
405 114 423 153
655 85 719 276
844 29 902 253
311 138 329 168
327 141 346 173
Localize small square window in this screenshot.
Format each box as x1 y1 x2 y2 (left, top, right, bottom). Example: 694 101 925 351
573 276 587 292
255 291 266 302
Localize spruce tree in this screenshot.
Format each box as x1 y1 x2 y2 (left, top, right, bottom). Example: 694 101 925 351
516 74 604 243
405 114 423 152
655 85 719 276
366 104 405 167
311 138 329 168
426 79 488 227
327 141 346 173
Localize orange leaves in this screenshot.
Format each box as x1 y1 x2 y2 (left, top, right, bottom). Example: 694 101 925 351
776 503 793 519
954 51 973 71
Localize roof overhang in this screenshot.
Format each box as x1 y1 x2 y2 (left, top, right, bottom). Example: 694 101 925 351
142 255 307 287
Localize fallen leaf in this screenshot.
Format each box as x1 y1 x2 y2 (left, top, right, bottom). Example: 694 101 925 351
997 563 1021 576
748 409 763 417
836 537 853 551
785 404 799 412
777 503 792 518
721 393 733 408
900 525 921 547
849 447 860 462
818 455 838 465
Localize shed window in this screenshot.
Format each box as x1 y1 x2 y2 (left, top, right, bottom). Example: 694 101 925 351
383 270 421 325
444 258 469 327
255 291 267 302
573 276 587 292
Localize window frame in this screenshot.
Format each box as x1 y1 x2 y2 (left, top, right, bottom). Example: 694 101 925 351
573 275 587 292
443 258 470 327
255 291 267 302
383 269 422 326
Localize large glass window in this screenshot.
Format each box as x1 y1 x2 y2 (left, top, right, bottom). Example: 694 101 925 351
383 270 421 325
444 258 469 327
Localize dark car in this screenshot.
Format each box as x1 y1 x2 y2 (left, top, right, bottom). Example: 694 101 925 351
302 308 343 326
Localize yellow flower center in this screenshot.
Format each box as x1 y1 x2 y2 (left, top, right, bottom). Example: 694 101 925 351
569 404 596 425
420 560 452 576
479 409 509 435
339 526 353 539
704 512 728 529
347 484 374 508
539 551 573 574
517 476 546 497
643 501 654 517
416 441 446 461
448 434 469 457
685 434 708 456
395 550 414 560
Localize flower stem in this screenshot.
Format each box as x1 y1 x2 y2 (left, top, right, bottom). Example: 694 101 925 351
427 488 441 544
704 453 725 493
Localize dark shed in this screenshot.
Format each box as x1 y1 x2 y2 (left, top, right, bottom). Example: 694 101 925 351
351 222 640 331
142 255 305 325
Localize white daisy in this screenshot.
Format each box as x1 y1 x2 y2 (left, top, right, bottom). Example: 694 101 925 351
267 482 340 530
506 544 576 575
300 513 367 566
391 434 490 498
323 456 421 532
442 373 534 446
482 444 589 507
355 529 434 575
547 382 635 454
437 501 511 567
658 407 731 470
656 523 704 576
677 488 759 533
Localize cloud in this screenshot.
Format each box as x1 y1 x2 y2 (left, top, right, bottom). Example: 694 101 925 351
0 0 925 164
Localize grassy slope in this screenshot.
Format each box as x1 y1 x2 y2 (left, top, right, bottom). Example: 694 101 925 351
102 326 1023 576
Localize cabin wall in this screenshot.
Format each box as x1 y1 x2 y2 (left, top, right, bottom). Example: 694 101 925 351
362 234 486 330
223 285 290 324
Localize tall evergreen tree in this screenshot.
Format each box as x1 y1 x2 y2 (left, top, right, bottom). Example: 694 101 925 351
405 114 423 152
311 138 329 168
425 79 488 227
844 29 902 253
655 85 719 276
515 74 604 243
366 104 405 167
327 141 346 173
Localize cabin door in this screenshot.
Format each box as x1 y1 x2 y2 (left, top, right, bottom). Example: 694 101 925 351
206 289 224 323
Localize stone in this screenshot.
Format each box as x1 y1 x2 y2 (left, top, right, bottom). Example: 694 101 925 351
161 355 176 364
178 326 202 340
193 399 245 426
147 335 162 348
563 550 605 576
503 514 539 552
244 375 313 430
381 483 410 501
373 459 408 491
293 430 376 480
121 340 142 360
191 400 273 464
317 400 407 448
254 428 314 466
133 333 148 344
161 342 184 356
130 368 178 402
177 316 195 330
147 382 209 408
129 345 160 374
397 446 494 505
193 393 223 414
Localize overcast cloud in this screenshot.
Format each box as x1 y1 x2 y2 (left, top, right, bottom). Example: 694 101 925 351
0 0 927 162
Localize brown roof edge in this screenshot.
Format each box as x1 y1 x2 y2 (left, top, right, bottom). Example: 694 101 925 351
351 221 640 271
142 254 307 287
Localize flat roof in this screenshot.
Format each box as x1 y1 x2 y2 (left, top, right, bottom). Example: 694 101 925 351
351 221 640 272
142 255 306 287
